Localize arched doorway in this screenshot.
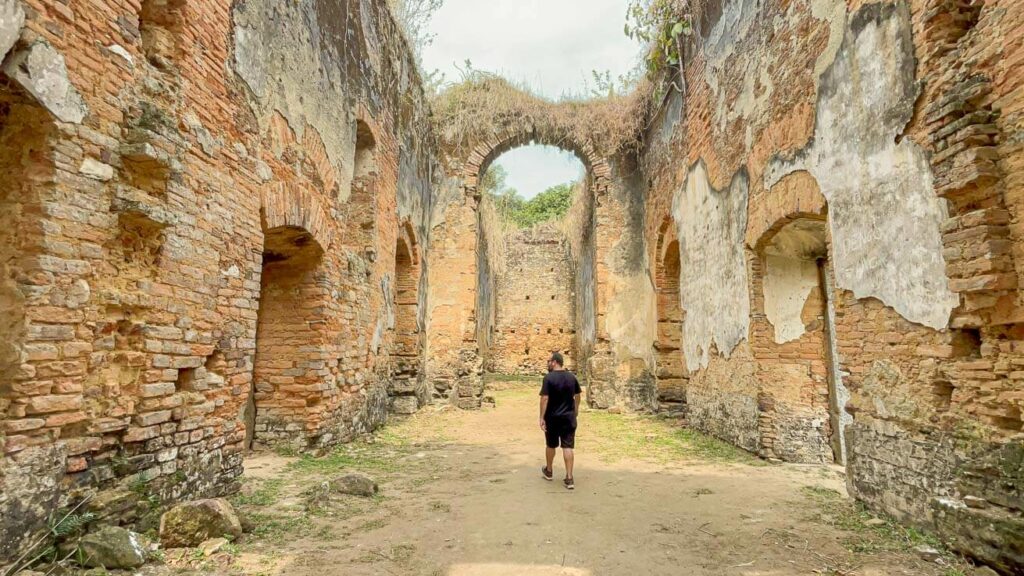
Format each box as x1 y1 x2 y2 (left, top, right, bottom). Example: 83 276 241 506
390 227 423 414
478 145 583 377
247 225 327 450
756 217 848 464
654 218 687 413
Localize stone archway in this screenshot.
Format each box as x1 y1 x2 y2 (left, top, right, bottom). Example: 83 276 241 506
390 221 423 414
249 186 334 450
467 130 608 399
654 217 687 413
427 81 657 414
748 172 848 465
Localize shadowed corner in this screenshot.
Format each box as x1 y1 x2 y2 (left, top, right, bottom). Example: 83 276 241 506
448 564 592 576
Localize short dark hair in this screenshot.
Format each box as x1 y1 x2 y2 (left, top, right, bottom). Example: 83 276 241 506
549 352 564 367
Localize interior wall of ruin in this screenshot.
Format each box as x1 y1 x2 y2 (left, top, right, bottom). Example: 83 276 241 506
0 0 439 562
487 223 577 375
640 0 1024 569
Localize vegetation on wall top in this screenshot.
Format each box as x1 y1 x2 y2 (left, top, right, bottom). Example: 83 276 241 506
431 65 651 163
625 0 692 77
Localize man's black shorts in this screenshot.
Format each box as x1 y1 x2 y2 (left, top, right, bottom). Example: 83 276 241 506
544 419 576 449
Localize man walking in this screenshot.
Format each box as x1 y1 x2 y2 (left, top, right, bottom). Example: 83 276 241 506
539 352 581 490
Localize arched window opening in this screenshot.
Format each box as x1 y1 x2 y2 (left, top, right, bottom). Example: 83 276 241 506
354 121 377 180
343 120 379 248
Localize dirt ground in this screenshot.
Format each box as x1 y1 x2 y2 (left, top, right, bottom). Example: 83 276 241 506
179 385 971 576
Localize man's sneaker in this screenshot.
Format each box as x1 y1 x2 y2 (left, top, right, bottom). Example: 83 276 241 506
564 477 575 490
541 466 553 481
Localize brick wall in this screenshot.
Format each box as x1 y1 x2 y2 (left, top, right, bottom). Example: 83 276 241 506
488 223 576 375
0 0 439 562
638 0 1024 570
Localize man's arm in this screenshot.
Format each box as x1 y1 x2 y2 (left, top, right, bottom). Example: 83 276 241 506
573 393 581 416
539 395 549 431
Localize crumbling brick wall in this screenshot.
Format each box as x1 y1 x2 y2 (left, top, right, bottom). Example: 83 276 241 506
0 0 439 563
640 0 1024 570
487 223 576 375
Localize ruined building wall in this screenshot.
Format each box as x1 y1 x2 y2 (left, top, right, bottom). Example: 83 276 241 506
487 223 577 375
639 0 1023 570
0 0 440 564
427 109 659 411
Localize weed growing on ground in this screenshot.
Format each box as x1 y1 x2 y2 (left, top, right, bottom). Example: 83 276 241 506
232 478 285 507
286 444 405 476
800 485 969 570
583 408 762 465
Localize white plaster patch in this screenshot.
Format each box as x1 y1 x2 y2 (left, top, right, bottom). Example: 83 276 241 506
765 3 957 330
764 255 819 343
232 2 357 201
3 40 88 124
255 160 273 183
106 44 134 67
79 158 114 181
0 0 25 62
810 0 847 82
604 272 657 363
673 162 750 371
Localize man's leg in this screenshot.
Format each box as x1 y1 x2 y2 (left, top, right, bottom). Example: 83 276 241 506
545 446 556 472
563 448 574 480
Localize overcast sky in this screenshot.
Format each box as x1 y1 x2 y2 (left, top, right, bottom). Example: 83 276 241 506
422 0 640 199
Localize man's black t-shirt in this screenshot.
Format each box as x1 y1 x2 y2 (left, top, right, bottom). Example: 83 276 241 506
540 370 582 425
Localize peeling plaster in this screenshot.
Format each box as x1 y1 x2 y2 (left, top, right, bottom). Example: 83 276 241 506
232 0 357 200
702 0 846 144
764 255 819 343
810 0 847 83
703 0 768 133
604 164 657 368
0 0 24 62
3 40 88 124
765 2 957 330
673 162 750 371
605 273 657 364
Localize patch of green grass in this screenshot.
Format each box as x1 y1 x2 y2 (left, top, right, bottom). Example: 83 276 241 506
483 373 538 384
584 410 762 465
232 478 285 507
244 511 313 544
355 518 387 531
285 444 406 476
800 486 954 557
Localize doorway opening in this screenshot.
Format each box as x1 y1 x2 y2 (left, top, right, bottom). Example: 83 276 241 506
248 225 327 450
479 144 583 376
654 218 687 413
390 229 422 414
760 218 848 464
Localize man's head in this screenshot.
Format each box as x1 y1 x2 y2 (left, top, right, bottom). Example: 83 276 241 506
548 352 565 371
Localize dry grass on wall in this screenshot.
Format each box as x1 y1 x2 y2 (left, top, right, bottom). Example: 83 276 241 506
560 180 593 264
430 73 654 160
478 194 509 278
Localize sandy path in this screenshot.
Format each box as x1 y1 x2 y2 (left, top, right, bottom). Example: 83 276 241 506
224 387 966 576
